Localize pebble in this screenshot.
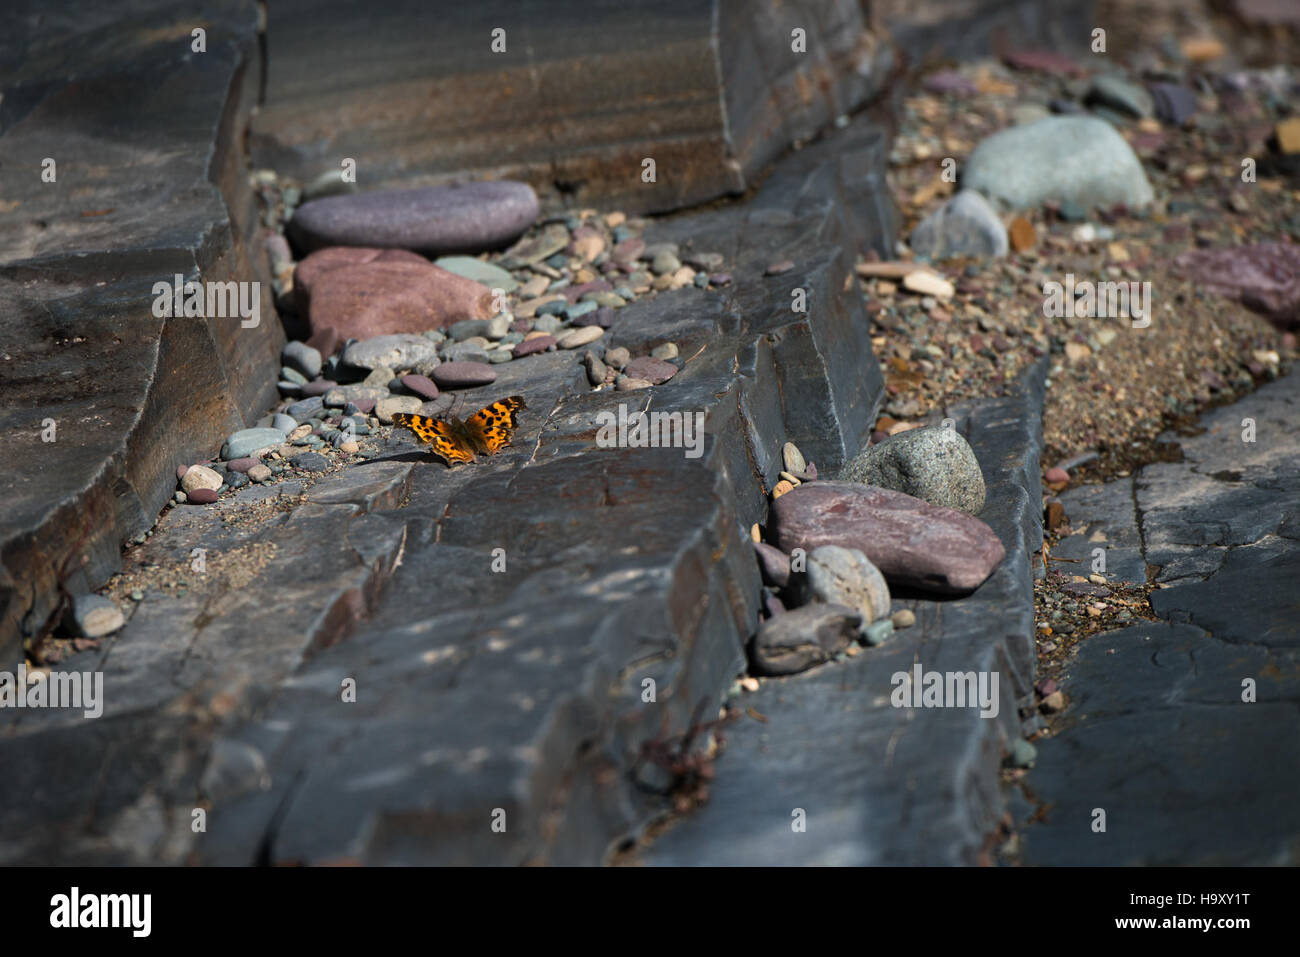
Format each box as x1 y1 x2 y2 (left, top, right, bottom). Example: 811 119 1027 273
433 256 518 293
650 342 679 360
604 347 630 370
300 250 495 340
963 116 1154 212
1044 466 1070 485
180 465 223 494
188 488 219 504
323 385 388 407
909 189 1009 260
226 457 261 474
512 335 557 358
280 366 308 386
271 413 298 434
804 544 891 624
782 441 806 474
1085 74 1154 119
749 604 861 677
375 395 422 423
290 452 330 472
862 619 894 646
765 260 795 276
223 428 289 460
616 376 652 391
289 181 539 254
622 356 677 384
282 341 322 379
890 608 916 629
902 270 955 299
248 464 273 483
300 379 338 397
1040 691 1066 713
342 334 441 373
651 250 681 275
431 361 497 389
400 374 439 400
68 594 125 638
440 342 490 364
753 542 791 587
584 351 608 386
771 481 1005 595
558 326 604 349
501 224 570 268
840 425 987 514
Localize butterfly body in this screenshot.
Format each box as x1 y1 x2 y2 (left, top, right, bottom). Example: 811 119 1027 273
392 396 526 466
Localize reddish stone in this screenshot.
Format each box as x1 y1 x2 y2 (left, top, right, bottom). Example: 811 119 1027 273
768 481 1006 595
306 259 496 339
611 238 645 264
306 325 340 357
294 247 429 312
1044 466 1070 485
187 488 219 505
301 379 338 396
563 280 613 303
512 335 556 358
1174 243 1300 329
227 457 262 473
1002 49 1084 76
622 356 677 384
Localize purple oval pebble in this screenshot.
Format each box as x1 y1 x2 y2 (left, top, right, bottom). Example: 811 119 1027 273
401 374 439 400
288 182 540 255
188 488 219 505
512 335 557 358
431 361 498 389
227 457 262 473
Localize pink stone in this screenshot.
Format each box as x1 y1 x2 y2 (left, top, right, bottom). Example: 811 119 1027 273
769 481 1006 595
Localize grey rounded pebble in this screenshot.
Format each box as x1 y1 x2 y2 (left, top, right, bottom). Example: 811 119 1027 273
805 544 891 624
962 116 1154 212
272 413 298 435
840 425 987 515
284 343 322 382
909 189 1010 261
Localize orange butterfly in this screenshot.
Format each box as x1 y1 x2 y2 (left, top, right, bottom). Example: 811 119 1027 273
392 396 527 466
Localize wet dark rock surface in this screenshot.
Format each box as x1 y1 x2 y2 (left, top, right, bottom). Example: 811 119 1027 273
1020 371 1300 864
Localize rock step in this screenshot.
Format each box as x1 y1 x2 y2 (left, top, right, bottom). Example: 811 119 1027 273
0 1 285 659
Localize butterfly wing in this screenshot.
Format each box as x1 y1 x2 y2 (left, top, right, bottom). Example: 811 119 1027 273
391 412 476 465
464 396 527 455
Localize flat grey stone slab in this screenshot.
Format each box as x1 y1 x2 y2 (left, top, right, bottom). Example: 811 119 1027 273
1019 623 1300 865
